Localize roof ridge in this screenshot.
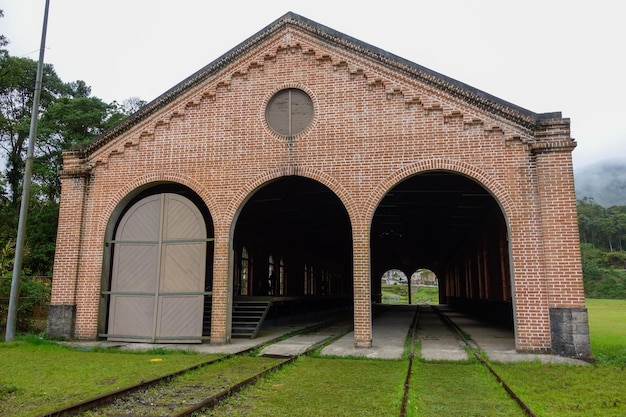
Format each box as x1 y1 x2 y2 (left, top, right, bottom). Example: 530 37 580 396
79 12 556 155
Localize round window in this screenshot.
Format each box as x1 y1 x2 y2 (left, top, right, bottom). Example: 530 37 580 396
266 88 313 137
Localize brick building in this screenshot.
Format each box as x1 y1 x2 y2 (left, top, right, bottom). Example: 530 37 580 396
47 12 590 358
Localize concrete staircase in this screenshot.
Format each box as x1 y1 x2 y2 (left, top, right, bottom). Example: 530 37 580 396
231 300 272 338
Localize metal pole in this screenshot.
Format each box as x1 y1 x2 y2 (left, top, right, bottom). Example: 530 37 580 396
5 0 51 342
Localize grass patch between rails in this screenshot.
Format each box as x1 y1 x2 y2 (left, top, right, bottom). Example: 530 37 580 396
0 336 221 417
204 356 407 417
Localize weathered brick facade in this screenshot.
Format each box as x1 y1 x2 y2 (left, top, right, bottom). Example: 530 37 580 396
48 13 590 358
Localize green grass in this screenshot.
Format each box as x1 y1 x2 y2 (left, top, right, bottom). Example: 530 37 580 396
382 283 408 304
412 286 438 303
482 299 626 417
491 361 626 417
407 360 527 417
1 298 625 416
587 298 626 365
205 356 407 416
381 284 438 305
0 336 219 417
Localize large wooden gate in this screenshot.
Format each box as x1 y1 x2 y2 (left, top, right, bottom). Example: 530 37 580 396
106 193 207 343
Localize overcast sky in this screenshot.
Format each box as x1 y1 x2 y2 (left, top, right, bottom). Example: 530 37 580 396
2 0 625 169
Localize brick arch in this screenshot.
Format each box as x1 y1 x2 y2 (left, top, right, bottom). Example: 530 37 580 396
96 172 221 236
365 158 516 227
224 167 360 234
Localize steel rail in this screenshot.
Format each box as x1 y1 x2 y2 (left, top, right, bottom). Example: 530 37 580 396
170 355 297 417
399 305 421 417
172 325 353 417
39 354 231 417
38 318 345 417
38 319 351 417
431 305 539 417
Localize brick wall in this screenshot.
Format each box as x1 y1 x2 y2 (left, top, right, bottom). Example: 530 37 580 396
49 19 587 353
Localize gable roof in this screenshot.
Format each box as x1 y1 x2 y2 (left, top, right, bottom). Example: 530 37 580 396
80 12 561 155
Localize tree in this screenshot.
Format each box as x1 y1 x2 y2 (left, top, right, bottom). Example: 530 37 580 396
24 199 58 275
113 96 147 117
607 206 626 252
577 197 605 246
0 10 130 276
0 55 66 205
0 11 144 329
36 81 122 201
0 10 7 58
575 197 626 251
577 198 626 298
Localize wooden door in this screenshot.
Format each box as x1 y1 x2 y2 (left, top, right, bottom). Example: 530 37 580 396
107 193 206 343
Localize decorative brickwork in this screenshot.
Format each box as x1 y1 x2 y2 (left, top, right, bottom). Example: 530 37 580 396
47 13 590 357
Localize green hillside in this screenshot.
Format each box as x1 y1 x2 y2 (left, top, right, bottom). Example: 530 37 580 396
578 198 626 299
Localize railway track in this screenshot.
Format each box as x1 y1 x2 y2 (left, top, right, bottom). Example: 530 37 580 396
39 320 352 417
39 307 536 417
410 306 537 417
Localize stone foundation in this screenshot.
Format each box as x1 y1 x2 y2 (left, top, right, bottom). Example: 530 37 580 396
46 304 76 340
550 307 592 360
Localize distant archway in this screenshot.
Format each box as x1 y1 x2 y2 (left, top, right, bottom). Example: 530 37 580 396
410 269 439 304
380 269 409 304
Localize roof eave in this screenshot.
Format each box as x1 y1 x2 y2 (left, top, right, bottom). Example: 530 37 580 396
78 11 558 156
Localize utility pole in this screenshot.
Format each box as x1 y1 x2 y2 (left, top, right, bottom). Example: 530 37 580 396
5 0 51 342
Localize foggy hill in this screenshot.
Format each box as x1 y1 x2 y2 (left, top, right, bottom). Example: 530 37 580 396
574 158 626 207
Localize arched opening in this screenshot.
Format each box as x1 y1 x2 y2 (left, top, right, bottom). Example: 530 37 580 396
410 268 439 304
232 176 353 332
100 183 214 343
380 268 439 305
371 171 512 327
380 269 408 304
